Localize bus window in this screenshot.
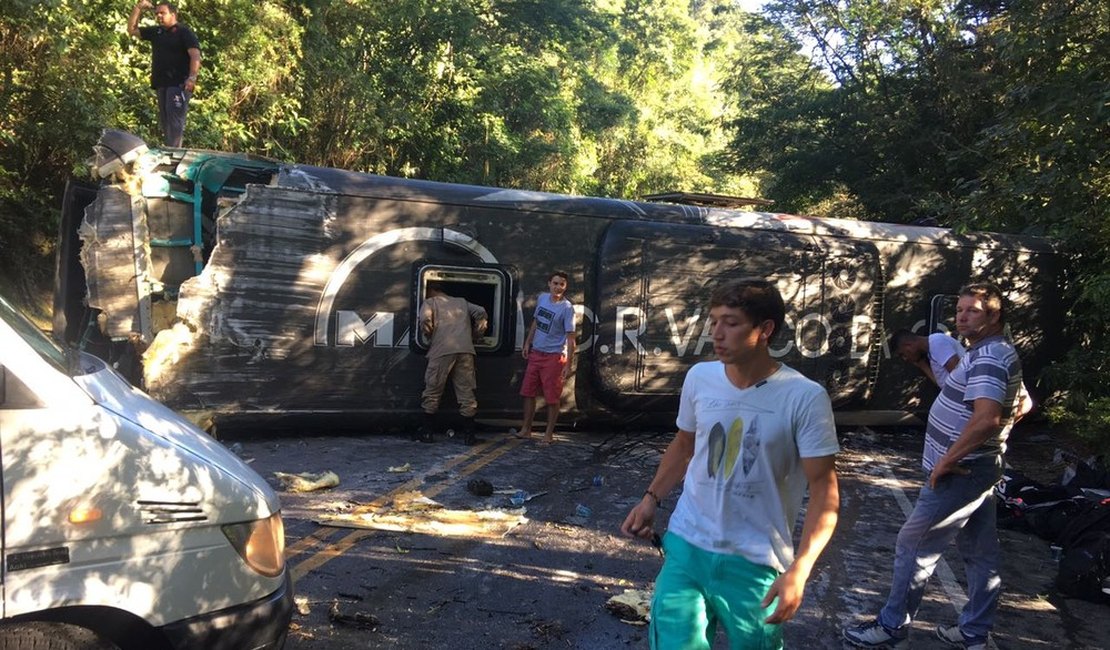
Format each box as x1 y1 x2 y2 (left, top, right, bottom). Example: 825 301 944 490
410 263 515 355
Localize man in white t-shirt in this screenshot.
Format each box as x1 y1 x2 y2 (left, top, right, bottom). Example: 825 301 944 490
621 278 840 649
890 329 965 388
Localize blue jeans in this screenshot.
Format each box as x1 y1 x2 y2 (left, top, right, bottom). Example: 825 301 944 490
156 85 191 147
878 455 1002 641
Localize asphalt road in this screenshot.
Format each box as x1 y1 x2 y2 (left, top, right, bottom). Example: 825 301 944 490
227 425 1108 649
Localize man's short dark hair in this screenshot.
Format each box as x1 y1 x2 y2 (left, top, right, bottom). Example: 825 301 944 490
890 329 918 349
549 270 569 282
709 278 785 337
959 282 1005 323
157 2 179 13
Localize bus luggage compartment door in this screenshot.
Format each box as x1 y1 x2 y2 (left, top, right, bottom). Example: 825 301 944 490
591 220 880 410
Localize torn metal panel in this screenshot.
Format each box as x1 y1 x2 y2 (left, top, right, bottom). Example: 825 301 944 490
78 186 152 340
144 184 342 409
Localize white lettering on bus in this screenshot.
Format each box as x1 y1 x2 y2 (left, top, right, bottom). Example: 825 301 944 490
329 304 874 362
335 310 395 347
795 313 832 359
769 315 795 359
851 315 873 360
575 304 598 353
665 307 701 356
615 306 646 354
693 316 715 356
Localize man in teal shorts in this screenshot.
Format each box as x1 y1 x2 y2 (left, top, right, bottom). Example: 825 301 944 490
621 278 840 649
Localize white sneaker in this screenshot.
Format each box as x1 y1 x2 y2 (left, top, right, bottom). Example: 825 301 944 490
936 624 988 650
842 619 909 649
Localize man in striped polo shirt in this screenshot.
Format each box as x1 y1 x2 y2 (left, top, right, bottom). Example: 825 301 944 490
844 283 1023 650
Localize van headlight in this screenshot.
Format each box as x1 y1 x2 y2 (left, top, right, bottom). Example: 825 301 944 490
222 511 285 577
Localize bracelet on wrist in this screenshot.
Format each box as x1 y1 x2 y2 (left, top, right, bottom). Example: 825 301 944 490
644 489 662 507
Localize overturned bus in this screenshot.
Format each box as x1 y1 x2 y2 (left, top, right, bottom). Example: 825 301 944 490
53 130 1064 431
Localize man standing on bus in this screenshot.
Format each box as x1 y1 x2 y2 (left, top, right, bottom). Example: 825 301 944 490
515 271 576 445
127 1 201 147
844 283 1024 650
621 278 840 649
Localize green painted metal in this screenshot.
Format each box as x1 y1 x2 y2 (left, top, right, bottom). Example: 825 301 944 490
171 153 279 275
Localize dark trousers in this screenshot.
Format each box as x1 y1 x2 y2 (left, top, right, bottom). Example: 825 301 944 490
156 85 191 147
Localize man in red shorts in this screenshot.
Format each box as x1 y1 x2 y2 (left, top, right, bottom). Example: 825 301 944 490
516 271 576 444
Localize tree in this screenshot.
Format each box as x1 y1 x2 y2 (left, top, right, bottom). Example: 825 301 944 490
725 0 1110 452
939 0 1110 451
1 0 130 293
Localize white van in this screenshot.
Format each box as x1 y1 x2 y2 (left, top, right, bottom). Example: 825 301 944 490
0 293 291 649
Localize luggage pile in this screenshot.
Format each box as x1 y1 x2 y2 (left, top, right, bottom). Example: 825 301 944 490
996 453 1110 604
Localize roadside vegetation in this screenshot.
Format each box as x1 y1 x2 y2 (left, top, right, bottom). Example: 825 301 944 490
1 0 1106 452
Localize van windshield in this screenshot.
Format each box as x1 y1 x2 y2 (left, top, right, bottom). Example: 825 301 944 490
0 294 69 374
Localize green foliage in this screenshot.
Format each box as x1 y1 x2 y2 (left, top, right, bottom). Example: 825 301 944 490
1 0 128 288
185 0 305 154
1045 351 1110 458
725 0 1109 446
960 0 1110 448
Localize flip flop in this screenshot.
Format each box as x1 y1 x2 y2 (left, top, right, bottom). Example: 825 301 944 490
512 432 532 440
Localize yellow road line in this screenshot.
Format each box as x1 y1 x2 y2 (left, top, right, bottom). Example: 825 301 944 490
289 435 525 580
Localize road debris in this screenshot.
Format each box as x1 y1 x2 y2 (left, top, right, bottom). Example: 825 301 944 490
273 470 339 492
530 619 568 643
293 595 311 616
509 490 548 506
466 477 494 496
387 463 413 473
328 600 380 630
605 589 652 625
318 493 528 539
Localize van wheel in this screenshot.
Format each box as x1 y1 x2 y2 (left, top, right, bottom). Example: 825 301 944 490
0 622 119 650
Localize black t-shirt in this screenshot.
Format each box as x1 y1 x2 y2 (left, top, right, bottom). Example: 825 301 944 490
140 23 200 88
